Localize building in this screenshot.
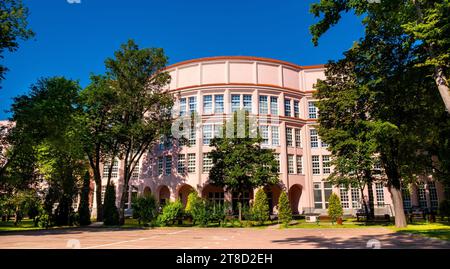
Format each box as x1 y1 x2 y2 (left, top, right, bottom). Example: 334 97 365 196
87 56 447 217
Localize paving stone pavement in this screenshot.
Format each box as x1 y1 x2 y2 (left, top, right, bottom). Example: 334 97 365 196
0 227 449 249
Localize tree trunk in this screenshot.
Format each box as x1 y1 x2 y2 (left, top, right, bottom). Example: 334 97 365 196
94 169 103 222
389 185 407 228
434 66 450 113
366 179 375 220
118 184 127 225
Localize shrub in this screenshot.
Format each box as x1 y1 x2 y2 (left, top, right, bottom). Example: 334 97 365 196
78 171 91 226
328 193 343 224
278 191 292 227
37 213 50 229
185 190 199 215
191 198 209 226
132 194 157 225
439 200 450 221
157 200 183 226
103 183 120 226
209 202 227 225
252 189 269 225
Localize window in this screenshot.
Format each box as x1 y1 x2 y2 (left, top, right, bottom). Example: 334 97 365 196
321 140 329 148
203 124 213 145
259 95 268 114
418 183 427 208
312 155 320 175
284 98 291 117
260 125 269 145
208 192 224 205
324 183 333 208
202 153 213 173
158 157 163 175
340 185 349 209
351 187 361 208
296 155 303 174
308 101 317 119
294 100 299 117
214 124 223 139
179 98 186 116
286 127 293 147
274 154 280 173
214 95 224 113
295 129 301 148
177 154 185 174
101 185 106 203
375 183 385 207
231 94 240 112
402 185 411 209
270 96 278 115
203 95 212 114
322 155 331 174
314 183 323 209
243 95 252 113
189 96 197 114
131 162 140 180
310 129 319 148
288 155 295 174
189 126 196 146
429 182 438 209
187 153 196 173
102 159 119 178
271 126 279 146
165 156 172 175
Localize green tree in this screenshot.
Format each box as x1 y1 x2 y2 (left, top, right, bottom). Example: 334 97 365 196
278 191 292 227
251 189 269 225
209 110 279 221
131 194 157 225
0 0 34 84
102 39 173 225
103 183 119 226
78 171 91 226
327 193 343 225
185 190 199 215
157 200 183 226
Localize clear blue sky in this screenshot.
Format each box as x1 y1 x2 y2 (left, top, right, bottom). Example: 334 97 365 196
0 0 364 119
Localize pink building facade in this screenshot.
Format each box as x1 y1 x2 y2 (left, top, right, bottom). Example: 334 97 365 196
92 56 448 217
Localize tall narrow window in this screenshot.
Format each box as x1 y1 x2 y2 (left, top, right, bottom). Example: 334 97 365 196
177 154 185 174
286 127 293 147
260 125 269 145
203 95 212 114
179 98 186 116
310 129 318 148
187 153 196 173
214 95 224 113
131 162 140 180
214 124 223 139
189 126 196 146
259 95 268 114
402 185 411 209
375 183 385 207
322 155 331 174
295 129 301 148
231 94 240 112
243 95 252 113
158 157 163 175
284 98 291 117
296 155 303 174
189 96 197 114
274 154 280 173
102 159 119 179
314 183 323 209
324 183 333 208
202 153 213 173
270 96 278 115
294 100 299 118
308 101 317 119
340 185 349 209
351 187 361 208
202 124 213 145
418 183 427 208
429 182 438 209
165 156 172 175
312 155 320 175
271 126 279 146
288 155 295 174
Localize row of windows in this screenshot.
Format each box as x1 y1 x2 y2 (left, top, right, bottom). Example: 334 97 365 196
402 182 439 209
311 155 331 175
179 95 319 118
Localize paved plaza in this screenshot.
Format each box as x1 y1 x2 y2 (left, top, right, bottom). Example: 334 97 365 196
0 227 449 249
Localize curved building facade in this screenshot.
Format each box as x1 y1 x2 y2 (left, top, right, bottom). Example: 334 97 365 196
94 56 447 216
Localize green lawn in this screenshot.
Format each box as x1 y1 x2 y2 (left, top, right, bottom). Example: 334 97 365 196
286 218 392 229
0 219 43 232
393 222 450 241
